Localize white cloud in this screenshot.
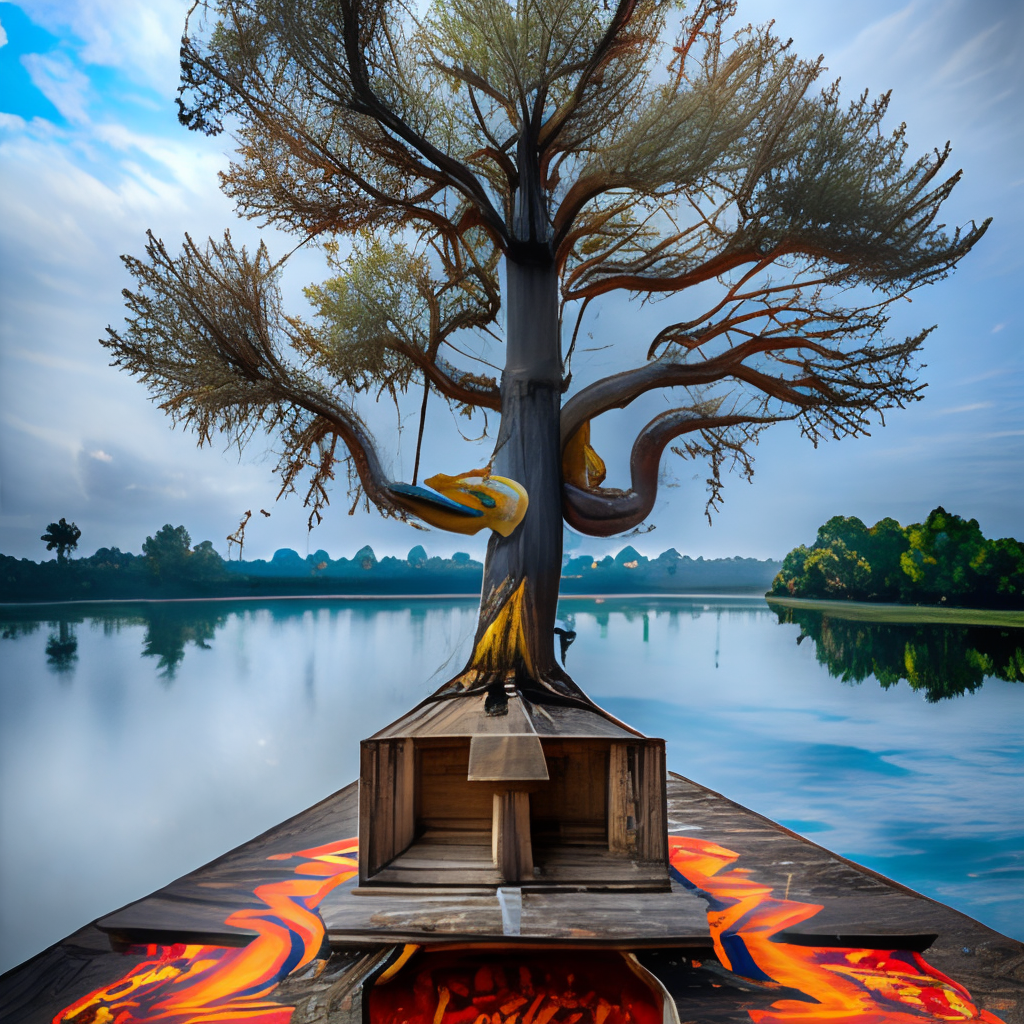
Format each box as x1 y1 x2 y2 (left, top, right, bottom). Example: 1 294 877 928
16 0 184 94
21 51 93 124
2 411 82 457
937 402 995 415
0 15 8 48
89 449 113 462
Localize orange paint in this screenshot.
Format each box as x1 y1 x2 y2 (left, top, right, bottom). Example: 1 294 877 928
55 839 357 1024
56 830 1008 1024
667 836 1005 1024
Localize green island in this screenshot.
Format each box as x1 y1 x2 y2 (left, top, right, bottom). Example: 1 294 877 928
770 507 1024 613
1 521 780 604
766 508 1024 699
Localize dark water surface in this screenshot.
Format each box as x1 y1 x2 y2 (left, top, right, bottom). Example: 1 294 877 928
1 595 1021 973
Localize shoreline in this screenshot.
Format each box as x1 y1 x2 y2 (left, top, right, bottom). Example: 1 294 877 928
0 589 771 611
766 593 1024 627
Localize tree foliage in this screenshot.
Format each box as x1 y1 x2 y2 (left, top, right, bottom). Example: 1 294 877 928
772 509 1024 608
104 0 988 531
41 518 82 564
143 524 229 582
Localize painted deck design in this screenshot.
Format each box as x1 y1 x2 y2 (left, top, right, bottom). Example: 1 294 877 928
1 774 1022 1024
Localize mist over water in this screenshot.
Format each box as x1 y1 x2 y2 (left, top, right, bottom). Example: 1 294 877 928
1 595 1021 974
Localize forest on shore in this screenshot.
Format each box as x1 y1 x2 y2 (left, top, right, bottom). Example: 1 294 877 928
771 508 1024 609
1 523 780 603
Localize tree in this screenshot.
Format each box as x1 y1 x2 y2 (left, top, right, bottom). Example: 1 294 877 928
41 518 82 564
772 508 1023 608
104 0 987 704
143 524 193 578
143 524 228 582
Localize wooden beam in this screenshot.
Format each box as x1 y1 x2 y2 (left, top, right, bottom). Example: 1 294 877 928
635 741 668 865
493 790 534 882
468 734 549 781
608 742 636 855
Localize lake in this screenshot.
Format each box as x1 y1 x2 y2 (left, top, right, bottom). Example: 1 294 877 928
1 594 1022 974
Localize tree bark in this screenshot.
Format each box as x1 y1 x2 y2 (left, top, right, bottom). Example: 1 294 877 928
434 257 588 706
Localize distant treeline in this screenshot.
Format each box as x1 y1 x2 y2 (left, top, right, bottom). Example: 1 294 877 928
771 508 1024 608
1 526 780 603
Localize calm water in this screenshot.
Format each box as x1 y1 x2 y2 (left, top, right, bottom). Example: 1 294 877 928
1 595 1022 972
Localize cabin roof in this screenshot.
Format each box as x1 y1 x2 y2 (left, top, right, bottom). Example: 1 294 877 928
369 692 647 741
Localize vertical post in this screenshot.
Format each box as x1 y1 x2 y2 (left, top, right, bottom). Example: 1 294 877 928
634 740 668 864
608 742 637 855
359 738 415 882
492 790 534 882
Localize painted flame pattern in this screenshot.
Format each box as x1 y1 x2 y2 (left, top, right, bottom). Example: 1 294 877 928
667 835 1005 1024
55 838 358 1024
54 831 1008 1024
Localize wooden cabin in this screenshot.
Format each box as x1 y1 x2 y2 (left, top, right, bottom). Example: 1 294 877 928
358 691 669 890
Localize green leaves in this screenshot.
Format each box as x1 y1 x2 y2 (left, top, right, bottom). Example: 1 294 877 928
773 509 1024 609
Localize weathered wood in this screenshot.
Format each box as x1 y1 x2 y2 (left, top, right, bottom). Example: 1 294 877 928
468 734 549 781
359 739 415 881
414 740 492 833
7 772 1024 1024
95 782 359 947
532 740 608 832
370 692 641 741
493 790 534 882
663 773 1024 1023
636 741 667 865
608 742 635 855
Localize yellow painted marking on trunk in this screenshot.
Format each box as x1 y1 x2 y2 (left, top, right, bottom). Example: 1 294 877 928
562 422 606 490
466 579 533 681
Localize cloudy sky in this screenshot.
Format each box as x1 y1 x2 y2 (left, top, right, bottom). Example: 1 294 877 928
0 0 1021 565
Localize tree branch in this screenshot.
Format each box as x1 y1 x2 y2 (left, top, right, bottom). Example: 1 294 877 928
562 408 760 536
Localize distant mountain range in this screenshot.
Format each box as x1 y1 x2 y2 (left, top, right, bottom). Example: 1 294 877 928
1 540 780 603
227 543 781 593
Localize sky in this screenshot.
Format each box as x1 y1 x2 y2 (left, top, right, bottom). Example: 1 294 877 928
0 0 1021 565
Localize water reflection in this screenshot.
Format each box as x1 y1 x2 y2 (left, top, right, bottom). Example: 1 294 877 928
2 595 1023 974
45 620 78 674
771 605 1024 701
2 606 231 681
140 608 226 678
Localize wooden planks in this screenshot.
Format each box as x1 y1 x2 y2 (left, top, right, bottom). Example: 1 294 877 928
608 740 668 871
369 693 643 741
93 782 359 947
663 773 1024 1023
359 738 415 880
319 879 711 946
5 771 1024 1024
468 735 549 781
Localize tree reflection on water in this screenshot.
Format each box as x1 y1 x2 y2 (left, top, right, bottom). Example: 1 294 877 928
772 606 1024 701
1 605 228 682
45 620 78 674
139 607 225 679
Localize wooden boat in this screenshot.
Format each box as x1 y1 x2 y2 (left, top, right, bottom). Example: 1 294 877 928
2 687 1023 1024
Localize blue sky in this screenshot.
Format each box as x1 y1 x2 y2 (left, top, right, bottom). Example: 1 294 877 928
0 0 1021 564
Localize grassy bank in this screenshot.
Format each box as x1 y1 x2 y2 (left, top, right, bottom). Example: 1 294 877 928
766 594 1024 628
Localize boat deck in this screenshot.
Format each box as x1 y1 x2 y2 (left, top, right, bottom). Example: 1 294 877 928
2 773 1022 1024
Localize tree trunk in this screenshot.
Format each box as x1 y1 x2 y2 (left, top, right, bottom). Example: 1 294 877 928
435 258 588 706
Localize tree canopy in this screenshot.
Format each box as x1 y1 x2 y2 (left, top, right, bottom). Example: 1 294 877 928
102 0 989 694
108 0 986 528
41 518 82 564
771 509 1024 609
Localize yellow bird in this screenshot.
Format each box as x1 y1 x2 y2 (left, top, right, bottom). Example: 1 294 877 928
389 470 528 537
